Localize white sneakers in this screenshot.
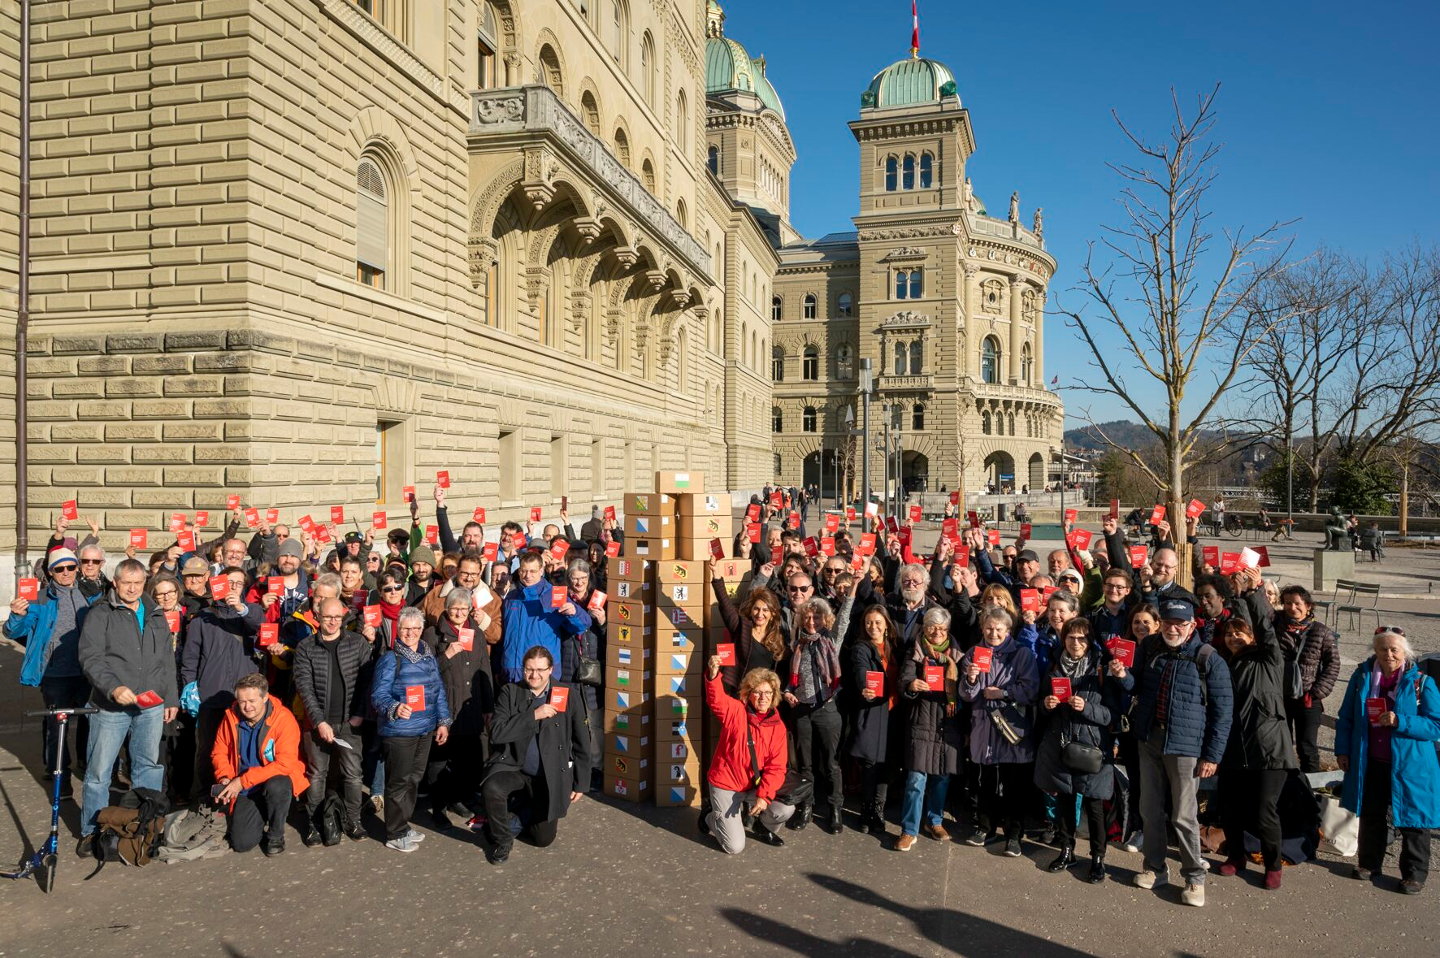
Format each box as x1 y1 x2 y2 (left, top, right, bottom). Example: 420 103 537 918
385 835 417 853
1134 868 1168 889
1181 883 1205 907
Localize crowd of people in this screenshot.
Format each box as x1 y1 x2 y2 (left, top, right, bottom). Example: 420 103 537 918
4 487 1437 903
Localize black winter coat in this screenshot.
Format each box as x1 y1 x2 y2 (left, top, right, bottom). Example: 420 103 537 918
1274 615 1340 703
1221 590 1297 771
1033 651 1119 799
483 681 592 824
79 592 181 711
427 618 495 738
846 640 895 764
292 629 372 727
899 642 963 776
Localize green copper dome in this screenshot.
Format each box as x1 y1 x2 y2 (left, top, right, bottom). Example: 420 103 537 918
704 2 785 120
861 56 958 109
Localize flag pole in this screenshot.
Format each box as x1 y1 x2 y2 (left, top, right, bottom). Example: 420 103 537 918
910 1 920 58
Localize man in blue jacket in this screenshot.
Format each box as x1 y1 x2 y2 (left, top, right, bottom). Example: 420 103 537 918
1121 594 1232 908
5 548 101 794
499 552 590 683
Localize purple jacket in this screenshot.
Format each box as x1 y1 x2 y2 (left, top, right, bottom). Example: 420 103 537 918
958 633 1039 765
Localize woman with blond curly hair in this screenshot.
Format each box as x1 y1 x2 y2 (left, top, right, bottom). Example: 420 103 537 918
700 659 794 853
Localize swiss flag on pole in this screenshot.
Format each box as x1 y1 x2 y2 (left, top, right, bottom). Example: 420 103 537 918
911 0 920 55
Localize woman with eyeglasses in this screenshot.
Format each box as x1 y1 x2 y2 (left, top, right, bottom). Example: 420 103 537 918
371 607 451 853
700 657 794 852
896 606 966 853
424 588 494 828
1272 585 1340 773
367 571 408 648
1335 627 1440 895
147 573 190 800
560 557 604 785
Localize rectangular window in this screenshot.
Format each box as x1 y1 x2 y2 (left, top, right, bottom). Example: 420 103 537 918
591 439 606 498
376 419 407 503
357 263 385 288
550 434 567 501
477 37 495 89
498 428 520 503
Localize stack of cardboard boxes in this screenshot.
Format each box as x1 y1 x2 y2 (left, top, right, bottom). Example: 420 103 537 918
602 471 737 807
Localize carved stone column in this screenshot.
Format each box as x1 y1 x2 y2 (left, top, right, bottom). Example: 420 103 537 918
1008 278 1024 384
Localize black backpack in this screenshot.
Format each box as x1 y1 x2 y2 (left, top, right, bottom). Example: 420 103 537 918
316 793 344 847
86 788 170 878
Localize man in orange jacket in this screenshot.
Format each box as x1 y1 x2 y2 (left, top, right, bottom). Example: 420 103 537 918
212 672 309 856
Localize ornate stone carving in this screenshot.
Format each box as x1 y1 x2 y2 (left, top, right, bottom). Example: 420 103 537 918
472 93 524 125
882 246 927 261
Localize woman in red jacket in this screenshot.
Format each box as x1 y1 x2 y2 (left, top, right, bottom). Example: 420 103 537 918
700 657 793 853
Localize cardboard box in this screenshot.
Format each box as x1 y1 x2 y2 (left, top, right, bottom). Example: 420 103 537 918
655 627 703 654
609 558 651 583
603 771 650 803
655 604 702 631
603 708 652 735
655 759 703 789
654 780 703 808
624 513 674 539
606 667 652 696
653 672 702 698
676 492 727 516
606 731 651 758
608 621 651 650
654 714 701 741
676 514 734 550
653 691 702 720
612 578 651 601
655 471 705 494
652 648 703 676
605 643 652 670
656 735 703 764
656 580 706 610
603 686 652 713
654 559 707 584
610 599 652 629
625 492 676 517
628 536 676 560
709 558 750 582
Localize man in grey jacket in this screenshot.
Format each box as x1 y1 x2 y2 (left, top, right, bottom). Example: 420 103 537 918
77 559 178 856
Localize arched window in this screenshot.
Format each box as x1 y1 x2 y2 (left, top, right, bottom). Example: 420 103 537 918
1021 343 1033 384
836 292 853 317
708 145 719 174
981 336 1001 384
890 405 903 430
919 153 933 188
609 1 628 66
538 44 563 95
771 295 782 322
802 345 818 380
909 340 923 374
912 403 925 430
640 32 656 106
803 406 817 433
895 270 908 300
641 158 656 193
893 340 907 375
771 346 785 382
835 344 853 379
356 155 389 289
615 127 631 166
902 154 915 190
981 410 992 435
581 90 601 135
802 293 817 319
909 269 923 299
676 198 687 229
884 156 898 192
772 406 783 433
675 90 689 154
476 3 498 89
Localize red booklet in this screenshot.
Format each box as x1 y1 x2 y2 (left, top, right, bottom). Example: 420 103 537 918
194 510 209 527
865 671 884 695
164 609 181 633
769 491 784 508
1050 677 1073 702
820 537 836 556
587 590 607 612
1020 588 1042 613
987 529 1001 546
298 514 315 532
908 504 922 523
845 506 857 521
709 537 725 560
1202 545 1220 568
169 513 186 532
1110 499 1120 520
949 490 961 505
824 513 840 533
1064 508 1078 525
134 690 163 709
745 523 762 543
20 577 44 601
474 506 487 524
1220 552 1240 574
787 511 801 530
425 525 439 546
747 503 762 522
1069 528 1093 551
209 576 230 601
803 536 819 557
177 529 196 552
1020 522 1032 538
716 643 736 666
265 509 279 525
1129 545 1148 568
61 500 79 521
331 505 345 524
436 470 450 489
267 576 285 596
770 545 784 566
405 685 426 712
372 511 387 530
258 623 279 647
129 529 148 549
403 485 416 502
604 505 617 523
1107 638 1136 668
529 506 543 523
550 585 568 609
1186 498 1206 519
1149 504 1166 526
227 493 242 510
549 686 570 712
1365 697 1388 723
605 541 621 558
954 545 971 568
550 539 569 561
971 646 993 672
923 664 944 688
363 605 382 628
455 627 474 652
483 541 499 562
967 510 980 528
243 508 260 528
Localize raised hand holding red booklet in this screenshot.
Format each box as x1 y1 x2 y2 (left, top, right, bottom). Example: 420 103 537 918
587 590 607 612
1107 637 1136 668
372 510 387 530
455 627 474 652
716 643 736 666
1149 504 1166 526
209 576 230 601
331 505 345 524
18 578 40 601
61 500 79 521
129 529 148 549
474 506 487 524
1129 545 1148 568
865 671 884 695
549 686 570 712
971 646 993 672
1050 677 1073 702
405 685 426 712
1020 588 1041 613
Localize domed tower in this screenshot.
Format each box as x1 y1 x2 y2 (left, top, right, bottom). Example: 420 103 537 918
848 49 1062 498
704 1 800 245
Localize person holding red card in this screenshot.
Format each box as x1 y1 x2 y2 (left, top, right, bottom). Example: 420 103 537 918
424 589 497 829
957 606 1040 857
210 673 309 856
371 608 451 853
710 545 787 698
498 553 591 684
893 607 965 853
699 653 794 853
1033 619 1120 882
479 646 591 865
1273 585 1340 774
75 559 180 855
1335 627 1440 895
558 557 605 784
847 604 903 836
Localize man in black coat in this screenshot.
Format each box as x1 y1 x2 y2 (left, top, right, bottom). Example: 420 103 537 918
479 645 591 865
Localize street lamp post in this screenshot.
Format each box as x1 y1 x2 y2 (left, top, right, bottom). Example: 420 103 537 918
859 359 873 514
843 404 856 510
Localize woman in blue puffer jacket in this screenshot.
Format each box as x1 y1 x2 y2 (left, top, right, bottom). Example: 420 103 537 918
1335 627 1440 895
372 607 451 853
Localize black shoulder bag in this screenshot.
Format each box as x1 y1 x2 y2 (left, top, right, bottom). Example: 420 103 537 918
745 719 812 807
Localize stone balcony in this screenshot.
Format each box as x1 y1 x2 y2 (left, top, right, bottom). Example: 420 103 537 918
969 381 1062 407
876 374 933 391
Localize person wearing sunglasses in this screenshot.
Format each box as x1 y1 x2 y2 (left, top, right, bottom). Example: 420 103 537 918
1335 626 1440 895
76 544 111 600
6 547 103 798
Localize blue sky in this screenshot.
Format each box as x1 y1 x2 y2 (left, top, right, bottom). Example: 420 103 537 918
715 0 1440 427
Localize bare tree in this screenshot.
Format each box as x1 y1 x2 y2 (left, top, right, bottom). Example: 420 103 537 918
1054 86 1293 586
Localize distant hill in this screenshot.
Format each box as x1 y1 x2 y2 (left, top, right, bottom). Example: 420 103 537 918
1064 421 1158 453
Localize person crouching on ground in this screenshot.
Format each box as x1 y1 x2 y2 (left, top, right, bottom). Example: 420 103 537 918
701 658 794 852
210 672 308 856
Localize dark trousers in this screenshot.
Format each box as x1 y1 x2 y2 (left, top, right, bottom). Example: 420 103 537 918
791 699 844 812
380 734 431 841
1055 790 1108 854
228 776 292 852
1218 767 1286 870
1286 697 1324 773
482 768 558 853
971 761 1034 836
38 674 92 780
430 732 483 812
303 725 363 826
858 759 890 815
167 711 196 803
1358 759 1431 884
190 707 225 803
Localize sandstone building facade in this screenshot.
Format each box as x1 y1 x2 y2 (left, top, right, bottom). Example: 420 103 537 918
0 0 1060 565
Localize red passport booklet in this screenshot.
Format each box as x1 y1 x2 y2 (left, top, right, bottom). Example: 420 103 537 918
1129 545 1148 568
716 643 736 666
331 506 345 524
1050 677 1073 702
258 623 279 647
363 605 382 628
455 627 474 652
549 686 570 712
1366 697 1387 723
865 671 884 695
923 664 944 688
1020 588 1041 613
550 586 568 609
164 609 182 633
972 646 993 672
135 690 163 709
209 576 230 601
1107 638 1136 668
405 685 426 712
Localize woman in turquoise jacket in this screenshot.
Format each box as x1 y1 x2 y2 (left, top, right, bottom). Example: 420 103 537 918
1335 628 1440 895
